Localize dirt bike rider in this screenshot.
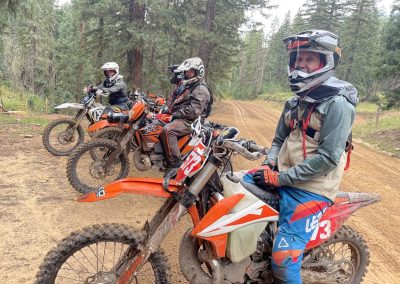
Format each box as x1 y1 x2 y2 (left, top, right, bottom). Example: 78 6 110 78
89 62 130 116
160 57 212 169
245 30 358 284
155 65 186 122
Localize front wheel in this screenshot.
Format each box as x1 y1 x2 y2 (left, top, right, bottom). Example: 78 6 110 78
35 223 170 284
42 118 84 156
67 139 130 194
302 225 369 284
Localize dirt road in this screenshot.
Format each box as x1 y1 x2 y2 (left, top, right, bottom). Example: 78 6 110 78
0 100 399 283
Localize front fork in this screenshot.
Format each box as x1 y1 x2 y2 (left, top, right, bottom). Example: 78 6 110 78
116 160 221 283
64 108 87 134
103 121 141 170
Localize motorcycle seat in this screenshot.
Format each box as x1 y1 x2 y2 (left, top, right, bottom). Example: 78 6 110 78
228 172 279 210
239 179 279 210
108 112 129 123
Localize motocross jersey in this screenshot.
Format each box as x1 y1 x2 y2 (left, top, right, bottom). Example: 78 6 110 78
265 76 357 201
97 75 128 105
170 79 211 121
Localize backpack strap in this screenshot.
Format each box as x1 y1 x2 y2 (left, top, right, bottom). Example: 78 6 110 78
344 132 353 171
289 102 317 160
300 103 317 160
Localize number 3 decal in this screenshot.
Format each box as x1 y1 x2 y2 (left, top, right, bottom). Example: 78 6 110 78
319 220 331 239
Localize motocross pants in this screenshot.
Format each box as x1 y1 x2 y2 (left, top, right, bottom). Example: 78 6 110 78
160 119 192 167
272 186 331 284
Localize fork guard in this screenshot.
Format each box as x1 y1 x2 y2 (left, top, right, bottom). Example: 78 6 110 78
77 177 179 202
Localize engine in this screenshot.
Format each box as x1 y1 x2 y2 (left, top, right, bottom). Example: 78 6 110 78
179 229 274 284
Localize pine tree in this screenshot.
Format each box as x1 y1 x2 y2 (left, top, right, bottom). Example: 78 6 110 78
377 0 400 108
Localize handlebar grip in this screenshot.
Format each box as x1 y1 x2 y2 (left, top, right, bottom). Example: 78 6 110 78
247 143 269 155
222 140 263 161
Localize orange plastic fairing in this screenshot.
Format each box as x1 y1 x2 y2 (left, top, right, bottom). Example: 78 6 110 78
87 120 129 133
191 194 244 258
77 177 178 202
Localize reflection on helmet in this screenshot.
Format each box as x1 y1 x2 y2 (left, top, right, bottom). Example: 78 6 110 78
283 30 341 94
101 62 119 80
176 57 205 85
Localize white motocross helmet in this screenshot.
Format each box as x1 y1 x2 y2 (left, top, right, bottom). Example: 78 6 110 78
176 57 205 85
283 30 341 94
101 62 119 81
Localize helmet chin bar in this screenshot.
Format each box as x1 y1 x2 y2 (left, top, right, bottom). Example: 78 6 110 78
287 49 336 94
289 70 334 94
182 76 200 85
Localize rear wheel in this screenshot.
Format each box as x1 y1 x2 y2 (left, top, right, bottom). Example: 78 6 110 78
35 223 169 284
67 139 130 194
42 118 84 156
302 225 369 284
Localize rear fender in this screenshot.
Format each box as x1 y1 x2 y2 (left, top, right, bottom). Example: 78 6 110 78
77 178 178 202
87 120 129 133
306 191 381 249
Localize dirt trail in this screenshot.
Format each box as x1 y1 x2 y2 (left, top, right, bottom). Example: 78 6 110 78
0 100 399 283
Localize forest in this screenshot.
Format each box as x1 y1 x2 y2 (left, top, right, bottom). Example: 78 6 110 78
0 0 399 110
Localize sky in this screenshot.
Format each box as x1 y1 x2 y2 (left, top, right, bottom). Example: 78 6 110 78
56 0 395 33
251 0 394 33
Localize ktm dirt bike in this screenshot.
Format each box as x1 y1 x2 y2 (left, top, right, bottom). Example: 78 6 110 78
42 91 105 156
66 102 218 194
36 126 381 284
85 92 166 141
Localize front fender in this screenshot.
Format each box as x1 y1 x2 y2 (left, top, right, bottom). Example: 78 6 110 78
55 102 84 110
77 177 178 202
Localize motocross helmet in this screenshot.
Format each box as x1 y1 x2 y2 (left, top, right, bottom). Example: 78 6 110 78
168 64 183 85
101 62 119 81
283 30 341 94
176 57 205 85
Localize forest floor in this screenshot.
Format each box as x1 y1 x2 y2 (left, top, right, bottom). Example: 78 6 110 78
0 100 399 283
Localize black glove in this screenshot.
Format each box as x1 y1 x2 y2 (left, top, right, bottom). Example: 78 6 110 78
252 167 280 187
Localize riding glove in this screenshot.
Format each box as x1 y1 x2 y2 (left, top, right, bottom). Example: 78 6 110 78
253 167 280 187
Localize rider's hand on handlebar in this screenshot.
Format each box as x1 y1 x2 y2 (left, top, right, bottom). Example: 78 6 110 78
95 89 104 97
253 167 280 187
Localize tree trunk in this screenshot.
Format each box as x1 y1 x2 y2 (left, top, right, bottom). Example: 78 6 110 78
198 0 216 80
77 20 85 102
97 17 104 61
127 0 145 91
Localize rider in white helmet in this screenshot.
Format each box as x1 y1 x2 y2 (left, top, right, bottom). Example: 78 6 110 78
160 57 212 169
91 62 129 114
245 30 358 283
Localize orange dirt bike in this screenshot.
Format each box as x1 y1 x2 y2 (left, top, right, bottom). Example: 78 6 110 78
42 91 105 156
36 127 380 283
66 101 224 194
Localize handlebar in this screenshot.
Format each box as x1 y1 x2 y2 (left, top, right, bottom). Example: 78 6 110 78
221 140 266 161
